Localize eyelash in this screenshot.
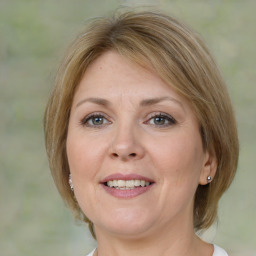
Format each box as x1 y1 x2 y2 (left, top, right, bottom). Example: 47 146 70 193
80 113 111 127
80 112 176 128
145 112 176 127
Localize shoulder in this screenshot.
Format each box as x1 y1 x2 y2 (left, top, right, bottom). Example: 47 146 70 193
85 248 96 256
213 244 229 256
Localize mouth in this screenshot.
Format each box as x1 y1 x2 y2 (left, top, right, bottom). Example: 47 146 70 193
100 173 155 198
103 179 153 190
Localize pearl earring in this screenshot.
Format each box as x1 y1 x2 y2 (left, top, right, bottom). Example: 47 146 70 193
69 173 74 191
207 176 212 183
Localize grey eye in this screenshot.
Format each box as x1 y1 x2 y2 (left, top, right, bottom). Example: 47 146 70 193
91 116 104 125
146 113 176 127
153 116 167 125
81 114 111 127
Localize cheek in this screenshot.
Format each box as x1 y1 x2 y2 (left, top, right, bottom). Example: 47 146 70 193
66 134 101 213
149 131 204 185
67 137 84 173
66 134 101 181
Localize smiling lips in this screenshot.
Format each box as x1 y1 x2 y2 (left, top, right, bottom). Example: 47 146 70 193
106 179 151 189
101 174 155 198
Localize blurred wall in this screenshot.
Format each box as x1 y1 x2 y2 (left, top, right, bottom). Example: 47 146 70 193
1 1 255 255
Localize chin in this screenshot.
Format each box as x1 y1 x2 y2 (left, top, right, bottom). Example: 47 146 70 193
93 208 156 238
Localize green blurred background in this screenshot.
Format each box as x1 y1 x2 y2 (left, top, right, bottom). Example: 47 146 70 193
0 0 255 255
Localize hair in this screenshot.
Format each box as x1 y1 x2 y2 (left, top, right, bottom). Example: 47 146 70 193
44 10 239 238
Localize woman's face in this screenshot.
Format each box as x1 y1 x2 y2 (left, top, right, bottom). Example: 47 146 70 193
67 51 213 238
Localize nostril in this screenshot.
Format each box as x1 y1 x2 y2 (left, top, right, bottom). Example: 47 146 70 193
110 152 138 159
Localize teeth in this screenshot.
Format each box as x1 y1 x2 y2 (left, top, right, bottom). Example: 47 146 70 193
117 180 126 187
134 180 141 186
106 179 151 189
126 180 134 188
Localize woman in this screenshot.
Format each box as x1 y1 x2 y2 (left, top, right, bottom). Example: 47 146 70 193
44 10 239 256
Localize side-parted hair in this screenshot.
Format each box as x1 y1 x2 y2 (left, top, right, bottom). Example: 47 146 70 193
44 10 239 238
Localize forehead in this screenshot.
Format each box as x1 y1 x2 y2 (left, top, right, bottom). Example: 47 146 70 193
81 51 155 85
74 51 183 102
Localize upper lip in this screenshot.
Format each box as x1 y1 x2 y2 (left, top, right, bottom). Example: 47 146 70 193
101 173 155 183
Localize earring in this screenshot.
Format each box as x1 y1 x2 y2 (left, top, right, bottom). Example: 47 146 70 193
207 176 212 183
69 173 74 191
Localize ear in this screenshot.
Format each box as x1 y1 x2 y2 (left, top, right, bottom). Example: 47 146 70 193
199 150 217 185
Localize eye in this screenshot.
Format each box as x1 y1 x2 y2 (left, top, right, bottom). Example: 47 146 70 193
80 113 111 127
145 113 176 127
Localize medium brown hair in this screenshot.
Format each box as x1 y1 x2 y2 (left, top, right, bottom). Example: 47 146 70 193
44 10 239 238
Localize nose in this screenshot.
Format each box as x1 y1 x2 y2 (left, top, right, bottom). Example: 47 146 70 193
109 124 145 161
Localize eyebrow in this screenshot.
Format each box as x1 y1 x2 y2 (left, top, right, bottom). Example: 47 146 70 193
76 96 184 110
140 96 183 109
76 97 110 108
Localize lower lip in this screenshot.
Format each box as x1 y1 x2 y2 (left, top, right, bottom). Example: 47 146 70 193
101 184 154 199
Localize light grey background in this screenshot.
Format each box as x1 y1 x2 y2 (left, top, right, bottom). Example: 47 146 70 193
1 0 255 255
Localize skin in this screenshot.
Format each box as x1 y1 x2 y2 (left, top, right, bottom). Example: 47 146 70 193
66 51 217 256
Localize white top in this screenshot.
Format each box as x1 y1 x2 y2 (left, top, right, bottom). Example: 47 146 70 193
86 244 228 256
86 249 95 256
213 244 229 256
